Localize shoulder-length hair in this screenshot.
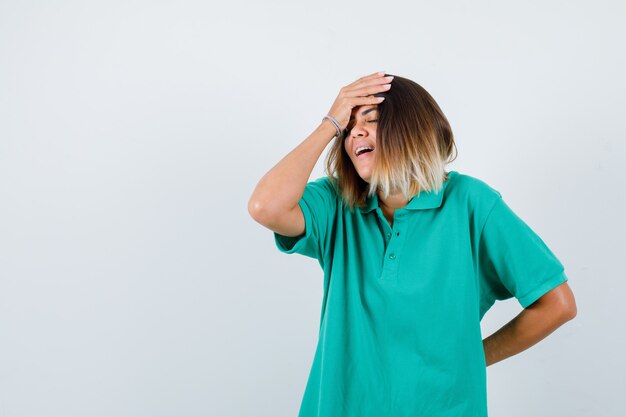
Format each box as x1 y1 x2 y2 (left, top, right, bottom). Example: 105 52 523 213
324 74 458 213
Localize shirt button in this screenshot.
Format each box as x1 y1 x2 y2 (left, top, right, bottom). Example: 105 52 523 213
389 253 396 260
386 232 392 238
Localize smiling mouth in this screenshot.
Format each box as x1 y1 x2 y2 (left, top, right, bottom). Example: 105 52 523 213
355 146 374 158
356 149 374 159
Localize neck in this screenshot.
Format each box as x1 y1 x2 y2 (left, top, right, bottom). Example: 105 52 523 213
378 191 410 210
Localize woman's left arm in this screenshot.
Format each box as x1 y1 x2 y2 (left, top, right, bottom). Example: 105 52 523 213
482 282 577 367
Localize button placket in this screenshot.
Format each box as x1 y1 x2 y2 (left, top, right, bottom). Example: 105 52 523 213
380 211 408 281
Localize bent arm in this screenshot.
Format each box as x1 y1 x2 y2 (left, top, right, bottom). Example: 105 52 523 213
248 120 337 236
482 281 577 367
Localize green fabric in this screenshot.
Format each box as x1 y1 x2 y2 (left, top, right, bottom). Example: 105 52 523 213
274 170 568 416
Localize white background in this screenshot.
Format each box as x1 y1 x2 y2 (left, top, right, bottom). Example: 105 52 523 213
1 1 624 416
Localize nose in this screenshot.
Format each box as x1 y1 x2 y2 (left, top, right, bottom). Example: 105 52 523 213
350 121 368 138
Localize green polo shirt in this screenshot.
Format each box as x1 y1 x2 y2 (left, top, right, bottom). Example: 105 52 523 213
273 169 568 417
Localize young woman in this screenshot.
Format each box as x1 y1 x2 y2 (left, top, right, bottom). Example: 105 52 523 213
248 71 577 416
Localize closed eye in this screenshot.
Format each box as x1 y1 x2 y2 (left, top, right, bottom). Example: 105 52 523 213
344 119 377 138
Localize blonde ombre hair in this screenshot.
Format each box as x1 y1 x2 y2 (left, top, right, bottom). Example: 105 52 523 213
324 74 458 213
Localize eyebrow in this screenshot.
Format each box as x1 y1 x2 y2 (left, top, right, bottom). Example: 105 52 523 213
349 107 378 121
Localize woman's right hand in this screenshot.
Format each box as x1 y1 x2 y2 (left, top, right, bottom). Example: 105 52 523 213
326 71 394 133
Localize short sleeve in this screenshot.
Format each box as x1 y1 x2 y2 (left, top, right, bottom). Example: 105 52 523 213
273 176 339 262
478 195 569 314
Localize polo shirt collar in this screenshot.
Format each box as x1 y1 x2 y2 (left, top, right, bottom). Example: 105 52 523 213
359 171 457 213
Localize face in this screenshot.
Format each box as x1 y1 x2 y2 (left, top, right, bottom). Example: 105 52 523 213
344 105 379 183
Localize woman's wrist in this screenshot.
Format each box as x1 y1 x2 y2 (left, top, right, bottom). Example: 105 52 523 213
318 117 341 141
322 115 344 139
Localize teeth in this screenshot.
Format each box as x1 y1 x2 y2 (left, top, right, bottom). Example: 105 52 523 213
356 146 374 156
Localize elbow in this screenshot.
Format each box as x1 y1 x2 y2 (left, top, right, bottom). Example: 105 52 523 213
561 285 578 321
248 198 267 223
556 292 577 323
248 197 278 226
562 298 577 321
531 282 577 322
